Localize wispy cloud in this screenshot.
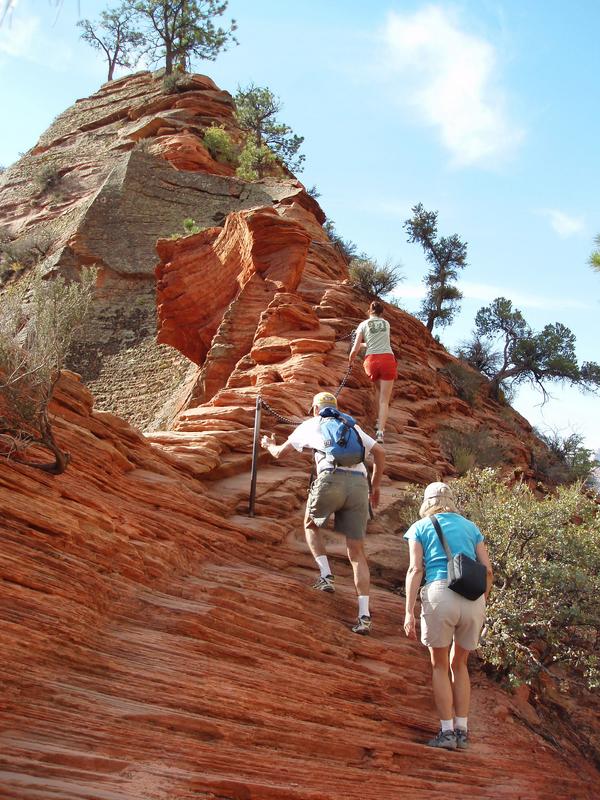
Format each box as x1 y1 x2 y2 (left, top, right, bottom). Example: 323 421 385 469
0 11 37 57
381 5 524 168
539 209 585 238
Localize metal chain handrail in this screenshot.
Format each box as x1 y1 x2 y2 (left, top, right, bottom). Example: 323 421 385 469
259 398 304 426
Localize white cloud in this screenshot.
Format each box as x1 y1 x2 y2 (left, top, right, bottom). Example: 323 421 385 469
381 5 524 167
539 209 585 238
0 11 37 57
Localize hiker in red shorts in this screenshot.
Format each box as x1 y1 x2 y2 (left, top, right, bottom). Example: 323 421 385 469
348 300 397 443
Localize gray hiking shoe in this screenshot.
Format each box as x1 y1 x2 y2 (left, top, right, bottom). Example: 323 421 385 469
455 727 468 750
312 574 335 592
427 729 457 750
351 615 372 635
376 430 384 444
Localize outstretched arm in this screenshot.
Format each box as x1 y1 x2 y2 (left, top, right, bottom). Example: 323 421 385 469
260 433 294 459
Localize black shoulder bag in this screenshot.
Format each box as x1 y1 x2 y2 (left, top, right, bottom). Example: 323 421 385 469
430 515 487 601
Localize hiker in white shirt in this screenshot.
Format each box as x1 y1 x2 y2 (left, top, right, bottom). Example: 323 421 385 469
349 300 397 444
261 391 385 635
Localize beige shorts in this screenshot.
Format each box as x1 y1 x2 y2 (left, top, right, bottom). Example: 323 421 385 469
305 470 369 540
420 580 485 650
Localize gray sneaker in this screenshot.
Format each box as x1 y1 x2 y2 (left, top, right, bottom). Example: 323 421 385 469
427 729 457 750
351 615 372 635
312 574 335 592
455 727 468 750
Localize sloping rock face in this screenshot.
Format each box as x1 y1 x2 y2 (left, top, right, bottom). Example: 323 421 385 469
1 374 599 800
0 72 318 431
2 71 598 800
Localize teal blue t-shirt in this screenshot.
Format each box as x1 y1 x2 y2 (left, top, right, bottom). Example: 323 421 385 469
403 512 484 584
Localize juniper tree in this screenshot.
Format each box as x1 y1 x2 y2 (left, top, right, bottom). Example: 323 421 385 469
461 296 600 400
234 83 305 174
78 4 144 81
404 203 467 332
128 0 237 75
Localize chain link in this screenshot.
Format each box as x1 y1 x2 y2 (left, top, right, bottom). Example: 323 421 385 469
259 398 304 426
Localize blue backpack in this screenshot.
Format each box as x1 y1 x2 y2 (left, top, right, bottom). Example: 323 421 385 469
316 406 365 468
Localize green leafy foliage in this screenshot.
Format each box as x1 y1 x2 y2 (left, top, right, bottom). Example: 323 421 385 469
348 256 404 299
464 297 600 399
0 268 97 474
77 4 144 81
234 83 305 174
438 426 506 474
589 233 600 272
533 429 599 485
439 361 485 405
404 202 467 332
235 139 276 181
202 123 237 165
445 470 600 691
128 0 237 74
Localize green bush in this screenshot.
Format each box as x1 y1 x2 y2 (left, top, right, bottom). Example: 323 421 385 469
203 124 237 166
533 430 598 486
438 426 506 475
37 163 62 193
348 256 403 298
235 138 276 180
440 361 484 405
449 469 600 691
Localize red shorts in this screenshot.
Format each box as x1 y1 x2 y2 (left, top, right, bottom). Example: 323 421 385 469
363 353 397 382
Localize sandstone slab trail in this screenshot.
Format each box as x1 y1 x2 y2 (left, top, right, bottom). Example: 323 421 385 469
1 72 598 799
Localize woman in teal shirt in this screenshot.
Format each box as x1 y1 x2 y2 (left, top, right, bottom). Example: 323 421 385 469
403 482 493 751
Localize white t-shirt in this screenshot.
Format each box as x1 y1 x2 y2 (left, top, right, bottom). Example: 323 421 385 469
356 317 393 355
286 416 376 476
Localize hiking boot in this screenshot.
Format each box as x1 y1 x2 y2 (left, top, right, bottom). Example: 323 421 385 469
312 574 335 592
351 615 372 635
427 729 457 750
455 727 468 750
376 430 384 444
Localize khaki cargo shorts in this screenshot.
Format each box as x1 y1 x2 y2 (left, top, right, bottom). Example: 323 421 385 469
420 580 486 650
305 470 369 540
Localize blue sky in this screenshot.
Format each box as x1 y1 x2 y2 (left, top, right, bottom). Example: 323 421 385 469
1 0 598 452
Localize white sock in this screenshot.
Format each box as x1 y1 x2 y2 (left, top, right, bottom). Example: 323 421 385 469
315 555 331 578
441 719 454 732
454 716 468 730
358 595 370 617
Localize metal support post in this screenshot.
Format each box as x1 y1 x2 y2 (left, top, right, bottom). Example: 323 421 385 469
248 396 262 517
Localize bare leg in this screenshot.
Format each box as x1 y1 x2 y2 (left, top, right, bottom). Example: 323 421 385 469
450 642 471 717
304 515 327 559
429 646 454 720
373 380 380 428
377 379 394 432
346 538 370 596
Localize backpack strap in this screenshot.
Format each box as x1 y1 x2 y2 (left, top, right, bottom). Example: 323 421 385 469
431 514 453 562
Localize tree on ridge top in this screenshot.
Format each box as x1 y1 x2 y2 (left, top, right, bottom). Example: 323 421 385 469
78 4 145 82
404 203 467 332
128 0 237 75
234 83 305 175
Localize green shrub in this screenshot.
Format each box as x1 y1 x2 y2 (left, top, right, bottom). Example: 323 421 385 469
203 124 238 166
533 430 598 486
0 234 51 285
161 74 180 94
451 469 600 691
323 219 359 263
37 163 62 193
438 426 506 475
440 361 484 405
235 138 276 180
348 256 404 298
